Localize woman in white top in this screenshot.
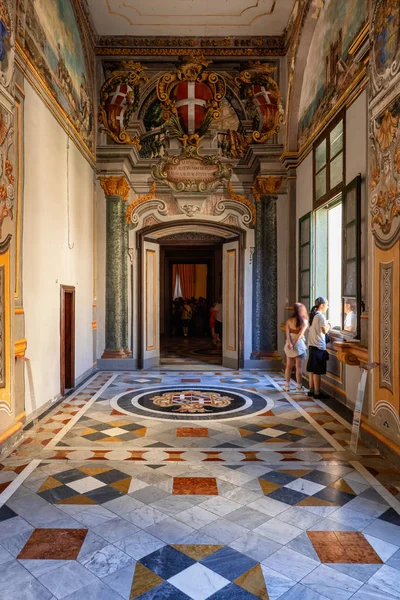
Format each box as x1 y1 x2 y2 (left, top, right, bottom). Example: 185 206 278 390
283 303 308 393
306 297 331 399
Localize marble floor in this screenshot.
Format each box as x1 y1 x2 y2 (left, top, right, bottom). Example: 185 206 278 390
0 371 400 599
160 337 223 367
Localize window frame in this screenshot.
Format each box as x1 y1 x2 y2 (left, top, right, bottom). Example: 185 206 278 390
313 111 346 209
298 212 313 311
341 175 362 340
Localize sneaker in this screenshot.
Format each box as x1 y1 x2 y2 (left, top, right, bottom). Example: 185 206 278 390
307 390 314 397
294 386 305 393
313 391 329 399
283 385 290 392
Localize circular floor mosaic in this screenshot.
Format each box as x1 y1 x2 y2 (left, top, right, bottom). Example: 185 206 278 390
110 386 273 420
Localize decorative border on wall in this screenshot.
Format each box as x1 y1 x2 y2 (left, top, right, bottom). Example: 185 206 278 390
380 261 393 392
95 47 285 57
0 234 12 413
146 249 156 351
226 248 237 352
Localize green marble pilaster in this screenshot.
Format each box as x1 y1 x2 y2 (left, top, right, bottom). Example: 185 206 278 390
101 176 130 359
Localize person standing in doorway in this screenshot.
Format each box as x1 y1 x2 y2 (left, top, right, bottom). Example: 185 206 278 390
181 299 192 338
283 303 308 393
214 298 223 343
307 297 330 399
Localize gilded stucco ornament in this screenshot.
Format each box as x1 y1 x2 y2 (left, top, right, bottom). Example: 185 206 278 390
156 53 226 148
252 175 284 201
100 175 131 201
370 0 400 101
151 148 232 194
98 62 149 147
370 97 400 247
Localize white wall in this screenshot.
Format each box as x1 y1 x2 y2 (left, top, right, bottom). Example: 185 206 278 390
23 82 94 415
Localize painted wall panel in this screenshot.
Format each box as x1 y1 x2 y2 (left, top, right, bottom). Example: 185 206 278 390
23 81 94 415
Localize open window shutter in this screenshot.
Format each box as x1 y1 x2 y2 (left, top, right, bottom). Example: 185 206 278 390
298 212 313 311
342 175 361 337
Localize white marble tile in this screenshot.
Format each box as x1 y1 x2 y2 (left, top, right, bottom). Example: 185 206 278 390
125 506 168 529
81 543 133 578
295 505 338 518
327 506 375 529
363 520 400 546
248 496 289 517
301 564 362 600
174 505 219 529
276 507 323 530
351 584 399 599
229 531 282 562
328 563 381 583
260 565 297 600
254 518 303 545
168 563 229 600
93 517 139 543
364 534 399 562
73 506 116 528
344 496 388 518
38 561 98 599
263 546 320 582
198 497 242 516
200 518 249 544
115 530 165 560
285 479 325 496
102 564 136 600
366 565 400 599
146 517 194 543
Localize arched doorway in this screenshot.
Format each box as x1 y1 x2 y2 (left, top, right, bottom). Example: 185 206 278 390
136 221 247 370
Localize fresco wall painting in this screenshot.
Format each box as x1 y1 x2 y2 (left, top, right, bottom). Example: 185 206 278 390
17 0 94 153
298 0 367 148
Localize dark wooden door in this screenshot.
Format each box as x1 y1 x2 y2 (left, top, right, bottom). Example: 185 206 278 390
60 285 75 395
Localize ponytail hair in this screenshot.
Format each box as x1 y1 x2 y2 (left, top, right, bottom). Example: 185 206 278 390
309 297 328 325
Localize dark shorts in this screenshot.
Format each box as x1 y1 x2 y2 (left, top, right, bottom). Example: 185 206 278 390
215 320 222 336
307 346 329 375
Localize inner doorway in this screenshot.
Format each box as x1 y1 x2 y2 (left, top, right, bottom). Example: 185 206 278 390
160 243 222 367
60 285 75 395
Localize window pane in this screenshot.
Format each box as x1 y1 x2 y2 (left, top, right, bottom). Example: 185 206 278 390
301 271 310 297
300 217 310 243
343 296 357 335
301 245 310 270
330 120 343 157
330 152 343 189
315 139 327 172
327 203 342 329
315 208 328 299
345 223 356 260
344 261 356 296
316 168 327 199
345 190 356 223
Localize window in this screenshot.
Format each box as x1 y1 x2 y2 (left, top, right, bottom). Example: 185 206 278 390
313 113 345 208
342 175 361 338
298 213 312 310
314 197 343 330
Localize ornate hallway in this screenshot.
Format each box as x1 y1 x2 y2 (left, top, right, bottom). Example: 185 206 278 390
0 371 400 599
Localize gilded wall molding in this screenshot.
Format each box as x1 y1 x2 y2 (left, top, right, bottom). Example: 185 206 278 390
252 175 284 201
126 182 157 224
14 339 27 358
226 182 256 226
95 47 285 57
380 261 393 392
100 175 131 200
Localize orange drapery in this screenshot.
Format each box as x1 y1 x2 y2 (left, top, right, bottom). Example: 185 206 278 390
178 264 195 299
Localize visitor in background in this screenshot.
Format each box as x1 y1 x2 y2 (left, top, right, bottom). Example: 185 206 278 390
307 297 330 399
181 299 192 338
214 298 223 343
344 299 357 333
283 303 308 393
209 301 217 345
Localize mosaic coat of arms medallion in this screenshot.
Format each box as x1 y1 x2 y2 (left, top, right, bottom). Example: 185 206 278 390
151 390 232 413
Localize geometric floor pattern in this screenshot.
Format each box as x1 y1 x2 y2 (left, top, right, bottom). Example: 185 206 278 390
0 369 400 599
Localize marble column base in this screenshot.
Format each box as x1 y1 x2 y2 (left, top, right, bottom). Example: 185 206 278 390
124 348 133 357
101 348 129 359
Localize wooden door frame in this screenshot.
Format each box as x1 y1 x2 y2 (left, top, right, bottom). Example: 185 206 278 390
60 285 75 396
137 220 246 369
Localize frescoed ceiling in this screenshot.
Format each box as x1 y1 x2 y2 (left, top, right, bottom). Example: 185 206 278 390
86 0 296 37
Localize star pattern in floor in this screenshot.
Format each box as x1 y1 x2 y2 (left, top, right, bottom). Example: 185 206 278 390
0 369 400 599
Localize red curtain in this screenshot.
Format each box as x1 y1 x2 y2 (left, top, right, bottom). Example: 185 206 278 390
172 264 178 298
178 264 195 299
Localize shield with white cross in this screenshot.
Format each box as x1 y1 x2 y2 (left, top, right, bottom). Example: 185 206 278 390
252 84 279 134
172 81 213 135
105 83 135 136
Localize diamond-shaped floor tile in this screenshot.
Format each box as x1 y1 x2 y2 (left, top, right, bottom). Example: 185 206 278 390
168 562 230 600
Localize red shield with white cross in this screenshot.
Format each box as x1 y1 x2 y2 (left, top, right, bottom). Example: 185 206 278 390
173 81 213 135
105 83 135 135
253 84 279 133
